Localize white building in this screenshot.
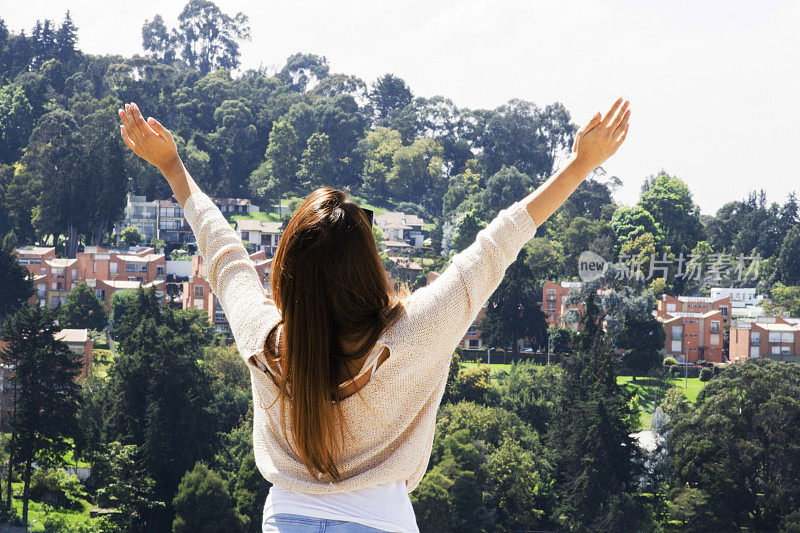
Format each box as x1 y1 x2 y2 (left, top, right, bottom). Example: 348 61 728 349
235 219 283 255
374 212 426 247
117 193 159 243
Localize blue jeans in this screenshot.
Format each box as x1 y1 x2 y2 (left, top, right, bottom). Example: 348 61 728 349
263 513 392 532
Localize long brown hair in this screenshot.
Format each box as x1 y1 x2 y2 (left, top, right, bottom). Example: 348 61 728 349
262 186 408 481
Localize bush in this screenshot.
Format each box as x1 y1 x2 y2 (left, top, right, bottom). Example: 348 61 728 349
699 367 713 382
663 356 679 367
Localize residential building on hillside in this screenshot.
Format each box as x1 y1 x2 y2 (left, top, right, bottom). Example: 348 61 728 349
182 250 272 335
729 316 800 363
709 287 767 318
375 212 426 247
657 294 732 328
542 280 585 331
14 245 166 310
235 219 283 255
156 198 193 243
212 197 260 214
659 309 725 363
117 193 159 243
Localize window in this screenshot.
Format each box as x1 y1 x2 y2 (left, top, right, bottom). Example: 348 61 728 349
241 231 249 241
782 345 791 354
672 326 682 340
468 339 479 349
667 303 676 312
194 285 204 299
720 306 728 317
769 332 781 343
710 334 720 345
772 345 782 355
782 332 793 343
96 289 105 301
750 346 761 357
710 321 720 334
37 284 46 298
710 348 716 355
157 265 165 278
671 340 682 352
467 322 478 336
547 302 556 312
110 262 118 275
751 331 760 345
261 234 270 245
54 268 65 279
547 289 556 302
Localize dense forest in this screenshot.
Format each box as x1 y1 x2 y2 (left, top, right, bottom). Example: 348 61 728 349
2 2 800 531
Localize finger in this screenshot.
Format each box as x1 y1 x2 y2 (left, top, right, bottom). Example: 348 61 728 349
124 104 143 139
120 125 137 152
577 112 601 137
601 97 623 127
615 123 629 144
147 116 172 140
613 109 631 138
131 102 158 136
611 101 629 131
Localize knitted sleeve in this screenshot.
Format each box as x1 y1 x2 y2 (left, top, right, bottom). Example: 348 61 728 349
183 191 281 362
400 199 538 360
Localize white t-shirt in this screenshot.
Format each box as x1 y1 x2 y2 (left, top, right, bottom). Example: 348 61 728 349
263 482 419 533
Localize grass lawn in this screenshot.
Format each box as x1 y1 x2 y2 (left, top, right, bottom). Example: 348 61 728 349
461 362 513 376
9 481 98 532
92 348 115 379
617 376 706 430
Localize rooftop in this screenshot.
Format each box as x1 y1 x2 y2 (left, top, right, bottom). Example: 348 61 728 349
55 328 88 344
374 211 425 228
235 219 282 233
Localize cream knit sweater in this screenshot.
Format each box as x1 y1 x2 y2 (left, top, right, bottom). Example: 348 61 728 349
183 191 538 494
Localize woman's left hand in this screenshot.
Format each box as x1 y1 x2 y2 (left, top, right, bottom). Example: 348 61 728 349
118 102 180 173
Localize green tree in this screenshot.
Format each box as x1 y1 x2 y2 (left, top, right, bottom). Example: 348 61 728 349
776 226 800 285
449 210 486 253
669 360 800 531
297 131 332 191
249 119 299 201
359 127 403 199
172 462 245 533
370 73 413 120
480 165 534 220
0 305 82 526
480 251 548 360
279 53 330 92
233 450 271 533
548 305 645 530
610 205 663 253
121 225 144 247
0 83 34 164
603 289 665 379
145 0 251 75
0 234 33 322
639 173 703 257
92 441 166 533
386 137 446 213
59 281 108 331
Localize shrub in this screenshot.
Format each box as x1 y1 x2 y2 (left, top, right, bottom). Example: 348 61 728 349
663 356 679 367
699 367 713 382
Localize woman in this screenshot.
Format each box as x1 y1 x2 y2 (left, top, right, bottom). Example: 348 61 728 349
118 97 630 532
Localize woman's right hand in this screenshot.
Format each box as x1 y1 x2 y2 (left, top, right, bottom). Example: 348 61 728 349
118 102 181 174
571 97 630 170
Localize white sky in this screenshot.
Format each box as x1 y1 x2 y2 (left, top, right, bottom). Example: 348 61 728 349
3 0 799 215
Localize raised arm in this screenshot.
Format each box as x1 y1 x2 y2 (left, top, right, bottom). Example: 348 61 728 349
401 98 631 359
524 97 630 226
118 103 280 361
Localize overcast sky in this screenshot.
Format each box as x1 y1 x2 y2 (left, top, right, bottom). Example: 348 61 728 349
3 0 799 214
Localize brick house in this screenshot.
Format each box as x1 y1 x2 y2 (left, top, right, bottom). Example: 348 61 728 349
656 295 731 327
182 250 272 336
729 316 800 363
14 245 166 311
660 310 725 363
541 280 585 331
